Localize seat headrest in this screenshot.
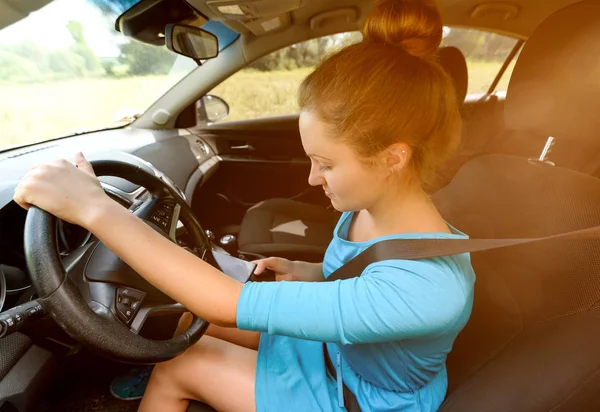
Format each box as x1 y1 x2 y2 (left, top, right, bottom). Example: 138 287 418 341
438 46 468 103
505 0 600 142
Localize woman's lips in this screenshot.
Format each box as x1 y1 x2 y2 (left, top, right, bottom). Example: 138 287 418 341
324 190 333 198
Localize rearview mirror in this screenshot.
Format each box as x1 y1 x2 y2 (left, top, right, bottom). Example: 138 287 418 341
165 24 219 60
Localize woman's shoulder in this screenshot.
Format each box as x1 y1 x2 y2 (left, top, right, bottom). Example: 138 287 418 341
362 253 475 295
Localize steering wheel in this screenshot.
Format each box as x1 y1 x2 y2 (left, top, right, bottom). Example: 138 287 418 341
23 159 215 363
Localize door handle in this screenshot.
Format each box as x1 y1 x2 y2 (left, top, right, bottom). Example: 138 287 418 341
229 139 255 151
231 144 255 151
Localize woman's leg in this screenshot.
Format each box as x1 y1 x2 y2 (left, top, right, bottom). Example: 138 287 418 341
138 335 257 412
138 313 261 412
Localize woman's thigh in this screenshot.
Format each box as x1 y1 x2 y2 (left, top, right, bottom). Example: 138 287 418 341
140 335 257 412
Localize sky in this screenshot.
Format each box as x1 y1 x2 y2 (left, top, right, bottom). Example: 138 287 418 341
0 0 123 57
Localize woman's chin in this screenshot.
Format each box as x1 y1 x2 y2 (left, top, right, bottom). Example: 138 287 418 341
329 198 349 213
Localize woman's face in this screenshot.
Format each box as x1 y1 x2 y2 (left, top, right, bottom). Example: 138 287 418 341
299 111 391 212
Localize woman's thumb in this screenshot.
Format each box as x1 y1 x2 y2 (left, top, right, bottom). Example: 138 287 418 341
75 152 96 176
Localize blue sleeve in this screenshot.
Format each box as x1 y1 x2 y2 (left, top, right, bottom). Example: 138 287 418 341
236 260 470 344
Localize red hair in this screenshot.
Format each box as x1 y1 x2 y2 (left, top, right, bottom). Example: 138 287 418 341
299 0 461 188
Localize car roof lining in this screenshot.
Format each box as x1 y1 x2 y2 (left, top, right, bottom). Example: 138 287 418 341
0 0 586 38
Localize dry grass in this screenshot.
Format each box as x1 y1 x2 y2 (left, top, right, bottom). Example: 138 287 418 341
0 61 509 148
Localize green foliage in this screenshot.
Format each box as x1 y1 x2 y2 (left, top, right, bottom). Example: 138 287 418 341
249 35 350 72
67 20 85 44
48 49 86 76
67 20 103 72
0 19 108 82
0 49 43 82
117 40 176 76
0 17 177 82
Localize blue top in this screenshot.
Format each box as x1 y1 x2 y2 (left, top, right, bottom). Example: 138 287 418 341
236 211 476 411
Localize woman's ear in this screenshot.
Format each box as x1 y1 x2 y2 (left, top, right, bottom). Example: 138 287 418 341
385 143 411 174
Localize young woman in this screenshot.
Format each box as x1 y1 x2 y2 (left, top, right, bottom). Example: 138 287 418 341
14 0 475 410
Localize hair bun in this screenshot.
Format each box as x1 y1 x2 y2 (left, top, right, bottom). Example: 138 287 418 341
362 0 443 58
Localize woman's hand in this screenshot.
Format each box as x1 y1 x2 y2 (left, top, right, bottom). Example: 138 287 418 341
253 258 324 282
13 152 112 229
253 257 296 281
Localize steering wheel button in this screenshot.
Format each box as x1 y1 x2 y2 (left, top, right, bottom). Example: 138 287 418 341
14 314 23 323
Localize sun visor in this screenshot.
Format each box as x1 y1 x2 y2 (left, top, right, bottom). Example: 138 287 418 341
116 0 208 46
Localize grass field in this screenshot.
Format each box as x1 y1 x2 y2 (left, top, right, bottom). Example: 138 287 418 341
0 61 511 149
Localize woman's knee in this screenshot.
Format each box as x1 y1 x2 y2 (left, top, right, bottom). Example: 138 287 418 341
144 337 257 410
151 338 224 391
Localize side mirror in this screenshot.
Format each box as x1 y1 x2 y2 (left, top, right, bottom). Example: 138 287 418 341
165 24 219 60
196 95 230 125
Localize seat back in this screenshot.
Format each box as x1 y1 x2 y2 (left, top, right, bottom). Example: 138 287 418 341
432 155 600 411
486 0 600 175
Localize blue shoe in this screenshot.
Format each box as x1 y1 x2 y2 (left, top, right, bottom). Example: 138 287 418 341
109 365 154 401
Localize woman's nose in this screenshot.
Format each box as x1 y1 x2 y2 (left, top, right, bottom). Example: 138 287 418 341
308 164 324 187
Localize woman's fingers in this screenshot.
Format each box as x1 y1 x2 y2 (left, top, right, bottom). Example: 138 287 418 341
252 260 266 275
252 257 288 275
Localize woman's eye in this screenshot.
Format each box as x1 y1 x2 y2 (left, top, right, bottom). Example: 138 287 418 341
319 164 331 172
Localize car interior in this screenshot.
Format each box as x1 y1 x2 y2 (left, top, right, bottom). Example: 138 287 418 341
1 0 600 411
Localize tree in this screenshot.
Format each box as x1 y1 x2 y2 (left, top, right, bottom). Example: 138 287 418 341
67 20 102 73
247 33 363 72
7 41 50 73
0 49 42 81
118 40 176 75
48 49 86 76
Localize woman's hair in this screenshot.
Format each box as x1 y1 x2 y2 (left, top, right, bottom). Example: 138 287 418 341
298 0 461 188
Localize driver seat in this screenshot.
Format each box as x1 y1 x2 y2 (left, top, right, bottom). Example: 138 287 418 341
188 1 600 411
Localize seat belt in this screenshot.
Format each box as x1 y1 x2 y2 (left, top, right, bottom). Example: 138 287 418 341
322 222 600 411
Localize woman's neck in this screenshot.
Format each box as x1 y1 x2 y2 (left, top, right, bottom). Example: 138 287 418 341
359 181 450 238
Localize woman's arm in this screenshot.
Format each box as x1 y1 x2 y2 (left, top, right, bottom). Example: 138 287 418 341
13 155 243 327
237 261 471 344
88 199 243 327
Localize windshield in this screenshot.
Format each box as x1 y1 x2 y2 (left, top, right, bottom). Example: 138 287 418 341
0 0 237 151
